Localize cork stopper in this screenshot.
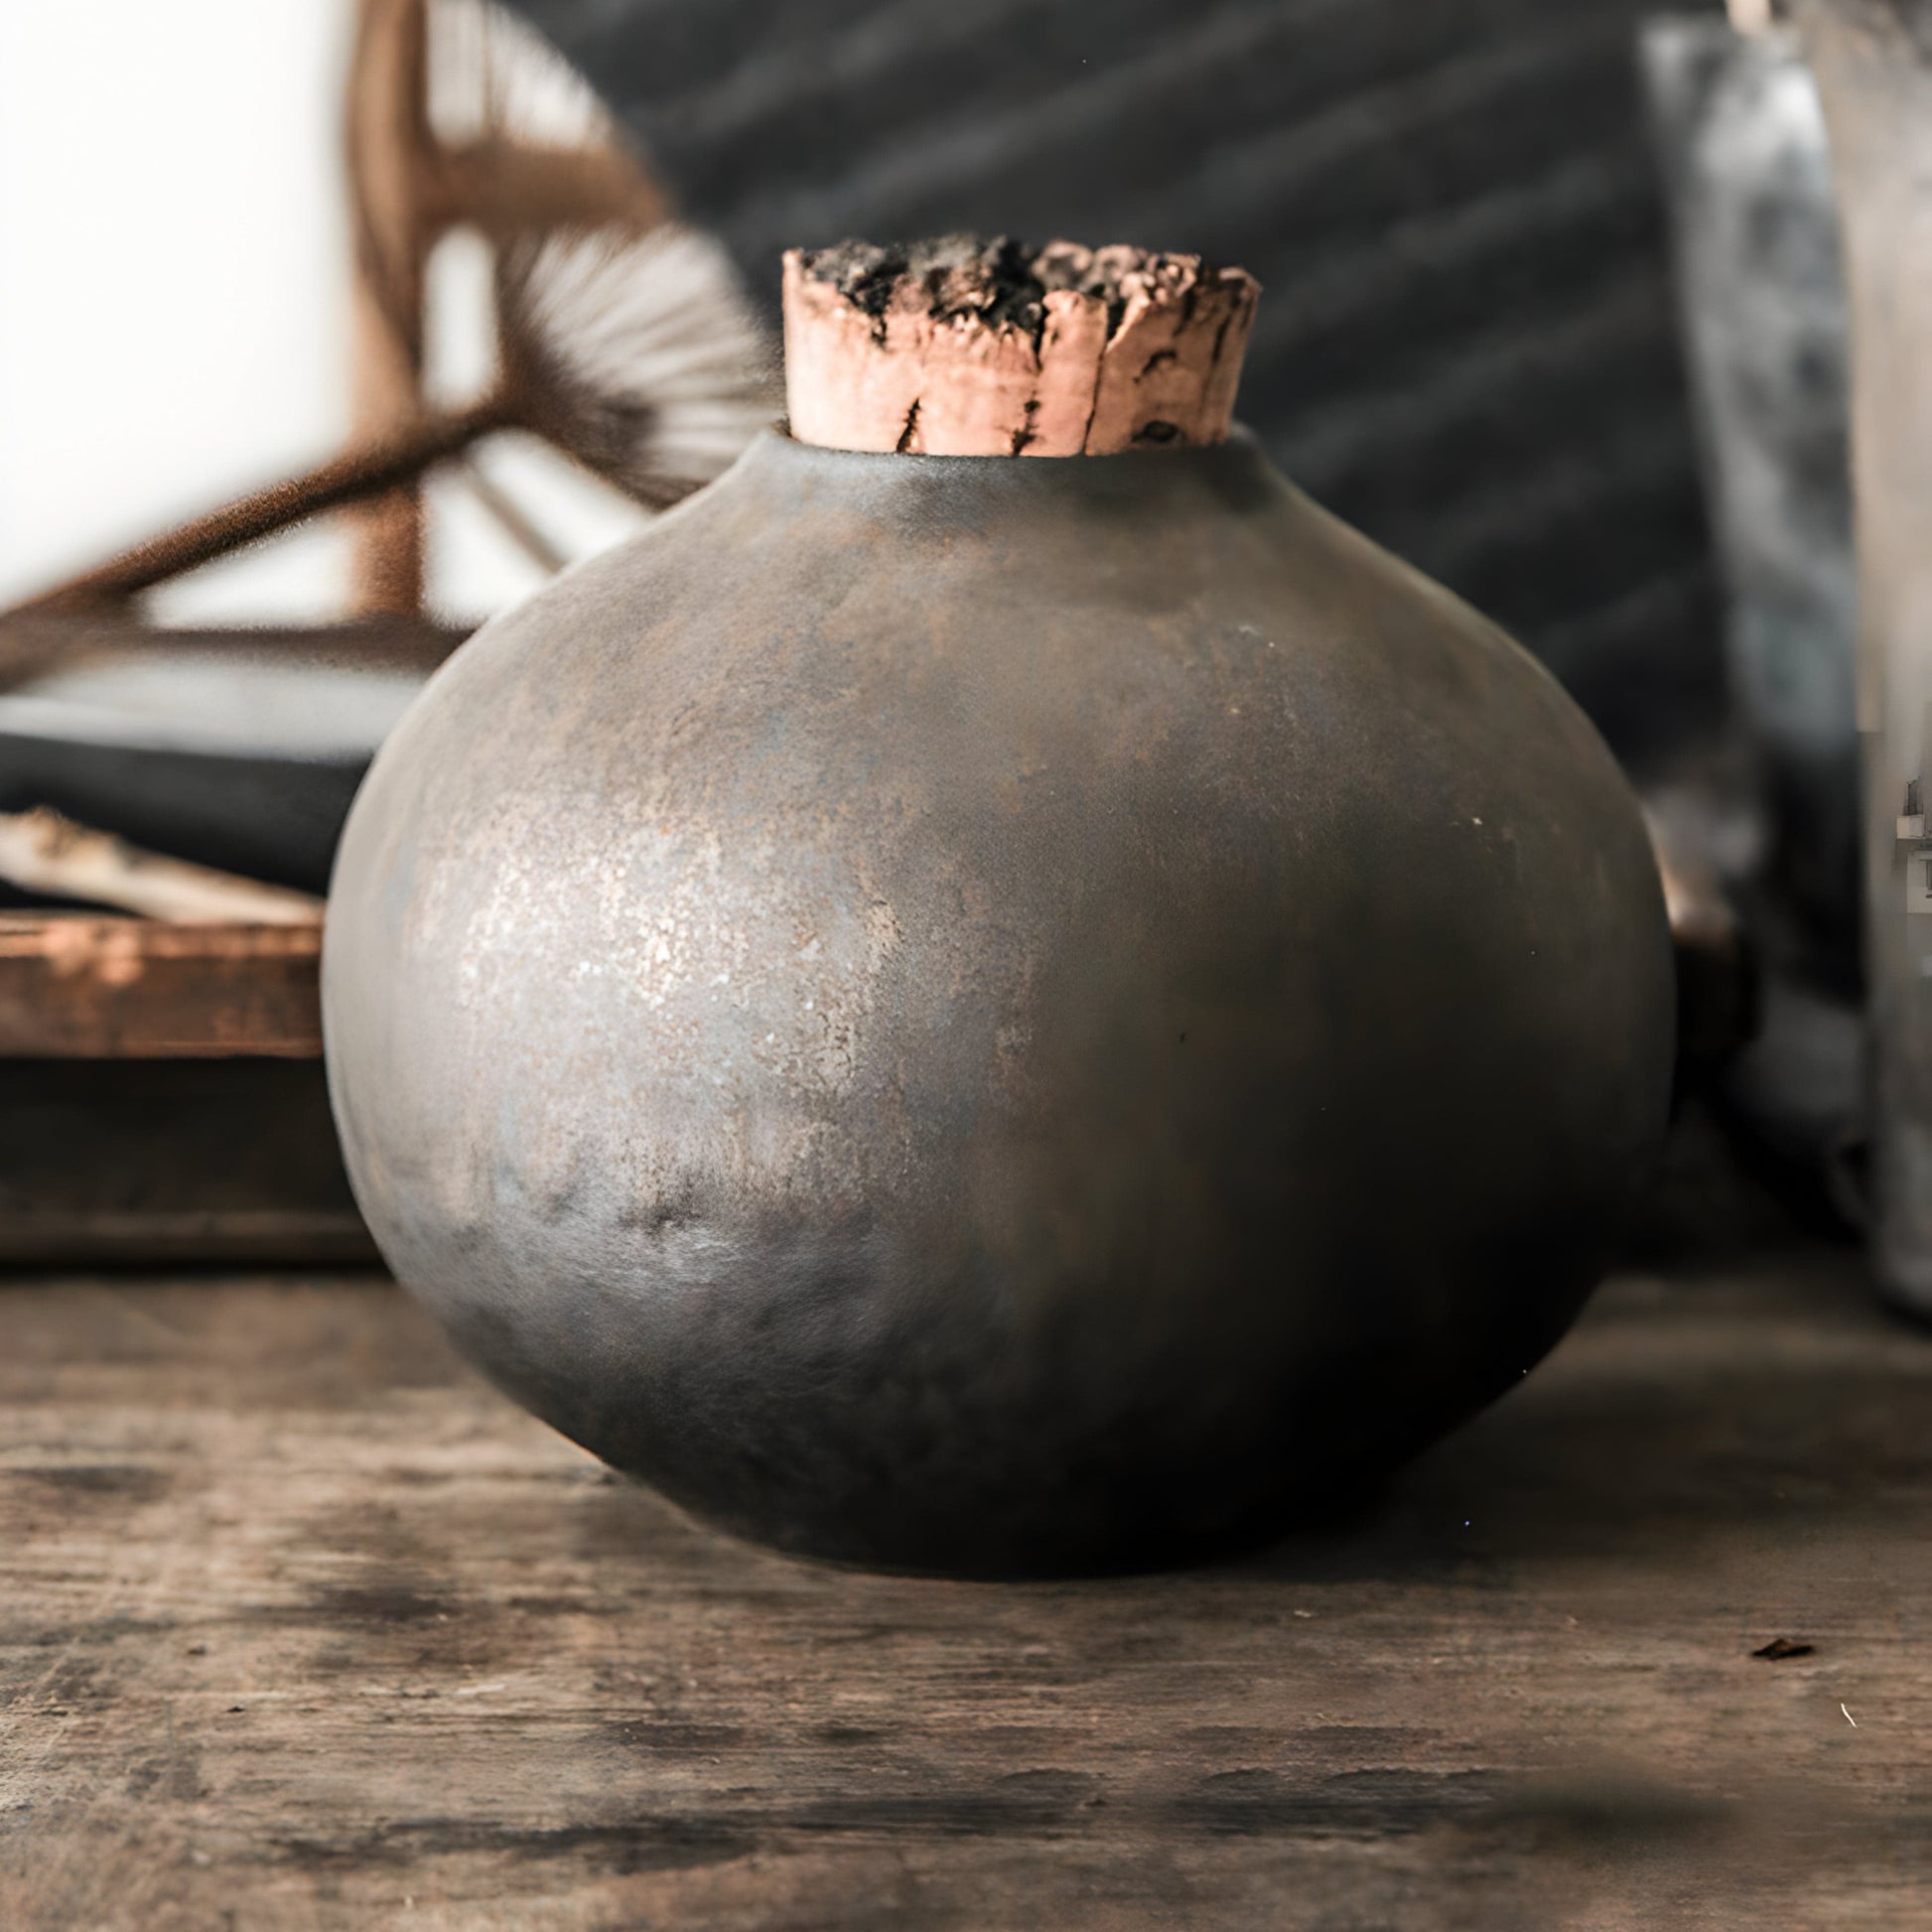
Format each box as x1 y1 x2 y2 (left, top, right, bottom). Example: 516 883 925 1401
781 235 1260 457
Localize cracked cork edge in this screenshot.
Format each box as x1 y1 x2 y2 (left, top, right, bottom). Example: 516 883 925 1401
781 235 1260 457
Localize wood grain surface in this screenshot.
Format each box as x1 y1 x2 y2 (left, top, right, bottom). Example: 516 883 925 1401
0 1064 368 1268
0 918 322 1060
2 1252 1928 1929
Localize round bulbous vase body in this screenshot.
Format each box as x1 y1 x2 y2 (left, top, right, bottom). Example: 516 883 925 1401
324 430 1673 1576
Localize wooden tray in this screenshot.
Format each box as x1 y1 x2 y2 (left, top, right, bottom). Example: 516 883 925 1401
0 916 364 1264
0 915 322 1059
0 614 464 1263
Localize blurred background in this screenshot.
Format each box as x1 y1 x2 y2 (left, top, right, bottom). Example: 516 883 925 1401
2 0 1728 753
1 1 356 621
1 0 1869 1265
0 0 650 626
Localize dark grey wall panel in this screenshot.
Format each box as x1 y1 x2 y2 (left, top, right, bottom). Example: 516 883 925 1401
508 0 1725 763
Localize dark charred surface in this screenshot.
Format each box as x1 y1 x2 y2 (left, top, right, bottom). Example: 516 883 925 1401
2 1257 1930 1927
798 234 1054 345
794 234 1250 349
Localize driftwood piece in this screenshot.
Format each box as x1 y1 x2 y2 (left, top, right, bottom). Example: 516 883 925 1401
783 237 1259 456
0 916 323 1058
346 0 442 616
0 812 326 926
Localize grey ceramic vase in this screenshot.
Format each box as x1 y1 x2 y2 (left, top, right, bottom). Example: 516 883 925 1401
323 429 1674 1576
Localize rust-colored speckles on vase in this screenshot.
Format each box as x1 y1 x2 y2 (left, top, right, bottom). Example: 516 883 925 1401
323 239 1674 1575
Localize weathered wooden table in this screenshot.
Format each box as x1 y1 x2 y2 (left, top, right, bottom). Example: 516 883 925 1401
3 1250 1927 1929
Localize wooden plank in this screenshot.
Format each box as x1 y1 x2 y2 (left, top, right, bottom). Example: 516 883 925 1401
0 1253 1925 1927
0 1062 370 1265
0 917 322 1058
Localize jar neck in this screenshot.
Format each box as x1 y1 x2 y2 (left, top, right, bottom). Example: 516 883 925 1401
749 421 1274 488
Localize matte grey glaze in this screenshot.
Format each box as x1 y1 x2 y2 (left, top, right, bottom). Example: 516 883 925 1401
324 431 1674 1576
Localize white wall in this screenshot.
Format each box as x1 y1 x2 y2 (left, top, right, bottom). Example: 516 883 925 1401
0 0 632 624
0 0 355 618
